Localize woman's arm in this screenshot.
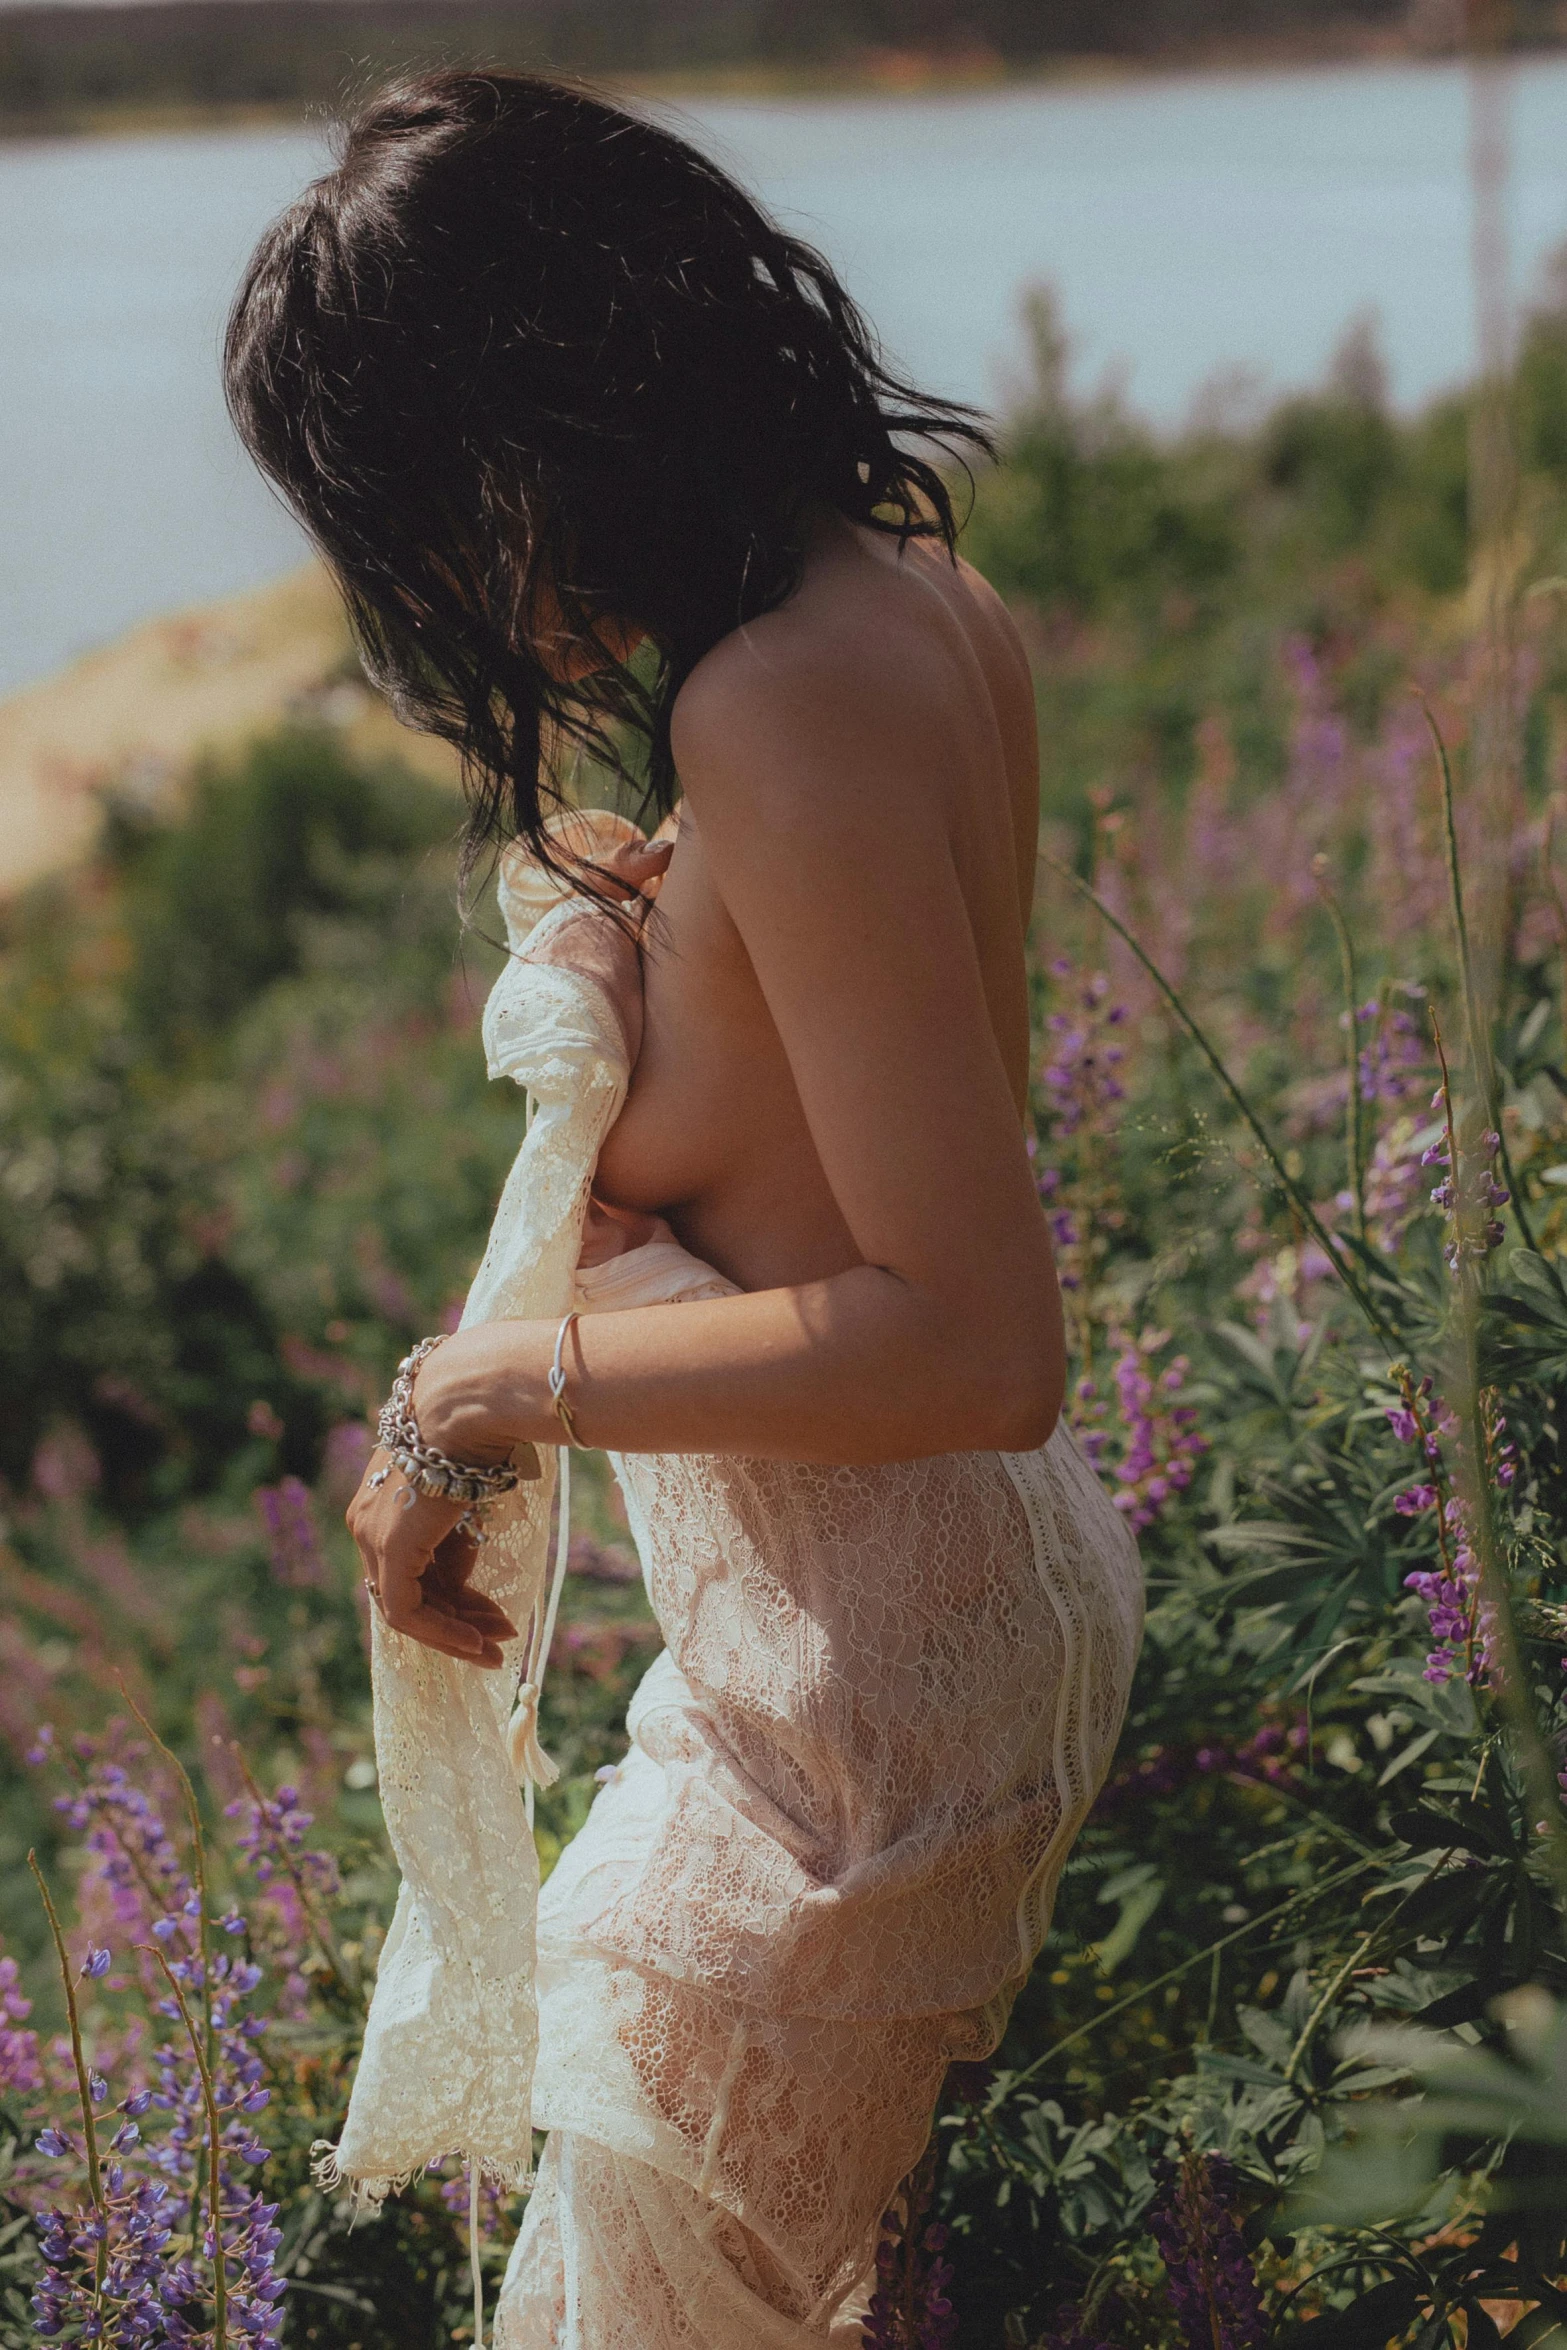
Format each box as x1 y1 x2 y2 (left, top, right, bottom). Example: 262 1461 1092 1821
351 629 1064 1657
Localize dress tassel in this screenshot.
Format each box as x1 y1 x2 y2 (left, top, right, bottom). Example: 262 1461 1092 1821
507 1682 559 1788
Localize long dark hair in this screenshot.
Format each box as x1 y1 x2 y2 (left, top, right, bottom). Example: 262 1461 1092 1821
224 68 992 898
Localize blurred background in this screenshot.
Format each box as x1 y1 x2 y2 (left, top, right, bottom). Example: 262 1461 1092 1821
6 6 1567 2347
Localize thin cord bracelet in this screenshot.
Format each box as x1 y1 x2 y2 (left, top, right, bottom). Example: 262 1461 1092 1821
548 1311 591 1450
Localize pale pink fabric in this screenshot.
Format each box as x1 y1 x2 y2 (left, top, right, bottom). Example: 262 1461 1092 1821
495 1234 1143 2348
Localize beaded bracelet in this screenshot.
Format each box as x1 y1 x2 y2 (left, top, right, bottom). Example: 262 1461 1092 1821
375 1335 540 1503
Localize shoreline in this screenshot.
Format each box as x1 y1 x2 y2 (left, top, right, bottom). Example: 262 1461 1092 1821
0 563 459 902
0 32 1558 144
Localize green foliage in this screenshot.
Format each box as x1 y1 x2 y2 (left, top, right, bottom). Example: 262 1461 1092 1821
0 730 517 1506
113 726 460 1051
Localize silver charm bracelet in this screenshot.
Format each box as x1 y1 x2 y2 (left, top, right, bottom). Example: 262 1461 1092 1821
374 1335 531 1507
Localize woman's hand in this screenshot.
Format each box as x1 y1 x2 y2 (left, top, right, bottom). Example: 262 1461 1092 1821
347 1449 517 1669
520 829 672 1066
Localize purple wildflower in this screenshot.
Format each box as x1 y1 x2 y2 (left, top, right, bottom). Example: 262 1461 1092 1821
1040 966 1129 1140
0 1951 42 2096
1354 996 1427 1106
1033 960 1132 1301
1193 1715 1314 1793
1386 1371 1508 1686
1147 2152 1268 2350
253 1476 325 1587
38 1726 194 1947
1358 1112 1430 1254
224 1779 341 2013
1424 1059 1509 1272
1404 1498 1493 1688
861 2151 956 2350
1073 1329 1209 1533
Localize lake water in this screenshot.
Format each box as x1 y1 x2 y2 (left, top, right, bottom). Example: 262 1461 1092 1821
4 56 1567 699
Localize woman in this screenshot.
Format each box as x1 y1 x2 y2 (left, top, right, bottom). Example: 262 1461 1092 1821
226 70 1143 2347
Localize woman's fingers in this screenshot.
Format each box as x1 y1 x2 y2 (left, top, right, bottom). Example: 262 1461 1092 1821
377 1537 512 1669
350 1458 515 1669
426 1526 518 1638
588 836 673 900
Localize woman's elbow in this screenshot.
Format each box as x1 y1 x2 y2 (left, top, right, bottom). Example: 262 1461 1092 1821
962 1323 1065 1453
986 1361 1063 1452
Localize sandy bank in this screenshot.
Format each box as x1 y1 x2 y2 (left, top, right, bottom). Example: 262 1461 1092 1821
0 565 459 900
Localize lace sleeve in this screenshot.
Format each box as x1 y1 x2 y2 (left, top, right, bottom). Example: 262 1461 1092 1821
317 890 633 2210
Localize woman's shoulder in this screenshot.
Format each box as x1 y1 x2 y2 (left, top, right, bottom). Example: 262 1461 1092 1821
669 595 876 778
671 532 995 786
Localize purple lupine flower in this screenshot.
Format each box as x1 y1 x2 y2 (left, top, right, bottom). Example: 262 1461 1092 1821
1232 1717 1312 1788
37 1727 195 1946
1147 2152 1268 2350
1425 1076 1509 1271
253 1476 325 1587
860 2154 956 2350
1187 1714 1316 1796
1354 996 1427 1106
224 1778 341 2014
321 1416 375 1505
1404 1493 1493 1686
1093 1742 1194 1817
1358 1113 1430 1254
0 1952 42 2095
437 2154 519 2241
1387 1374 1511 1687
1038 967 1129 1141
26 1737 288 2345
1032 959 1133 1301
1072 1328 1208 1533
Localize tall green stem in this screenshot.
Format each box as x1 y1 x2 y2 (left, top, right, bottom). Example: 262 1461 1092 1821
1419 715 1567 1906
1315 866 1367 1247
29 1852 108 2305
1002 1852 1377 2098
148 1947 229 2350
118 1683 217 2238
1451 1269 1567 1911
1042 856 1399 1349
1283 1928 1379 2087
1422 696 1553 1277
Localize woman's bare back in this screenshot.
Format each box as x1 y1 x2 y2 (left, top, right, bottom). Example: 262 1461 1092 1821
593 513 1040 1297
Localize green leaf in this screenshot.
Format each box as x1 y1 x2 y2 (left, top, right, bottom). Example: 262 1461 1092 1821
1388 1805 1513 1860
1092 1868 1166 1973
1378 1727 1440 1787
1276 2276 1423 2350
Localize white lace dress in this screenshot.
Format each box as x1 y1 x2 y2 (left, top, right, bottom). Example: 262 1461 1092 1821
492 878 1146 2345
318 819 1142 2349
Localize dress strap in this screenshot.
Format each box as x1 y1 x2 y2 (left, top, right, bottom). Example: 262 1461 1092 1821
510 1450 576 1828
